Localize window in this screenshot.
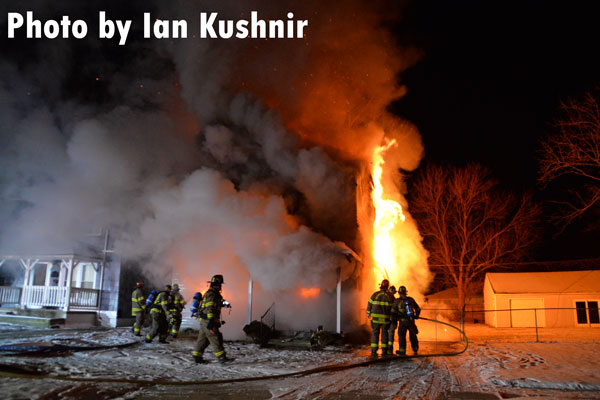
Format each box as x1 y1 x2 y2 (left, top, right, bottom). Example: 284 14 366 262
575 301 600 326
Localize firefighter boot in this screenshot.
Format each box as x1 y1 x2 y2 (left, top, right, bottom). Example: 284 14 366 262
396 350 406 356
218 356 235 364
194 356 206 364
370 349 378 358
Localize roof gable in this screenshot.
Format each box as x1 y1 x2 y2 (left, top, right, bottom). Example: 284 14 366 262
486 270 600 294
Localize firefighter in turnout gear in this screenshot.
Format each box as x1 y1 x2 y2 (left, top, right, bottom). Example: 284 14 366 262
131 282 146 336
366 279 394 356
386 285 398 353
169 283 186 338
145 284 172 344
391 285 421 356
192 275 233 363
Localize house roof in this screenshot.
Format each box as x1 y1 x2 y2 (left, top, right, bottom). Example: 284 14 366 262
486 270 600 294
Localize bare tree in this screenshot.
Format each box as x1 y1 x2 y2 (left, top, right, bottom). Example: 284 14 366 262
539 90 600 226
410 164 540 311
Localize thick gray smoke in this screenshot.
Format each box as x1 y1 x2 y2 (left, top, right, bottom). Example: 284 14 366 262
0 0 418 333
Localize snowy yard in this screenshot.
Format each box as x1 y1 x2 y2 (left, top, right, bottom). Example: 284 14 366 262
0 323 599 399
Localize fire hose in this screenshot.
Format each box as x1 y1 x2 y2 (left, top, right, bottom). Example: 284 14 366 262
0 339 139 356
0 316 468 386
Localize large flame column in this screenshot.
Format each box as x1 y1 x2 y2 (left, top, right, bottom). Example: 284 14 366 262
372 140 405 282
358 138 432 307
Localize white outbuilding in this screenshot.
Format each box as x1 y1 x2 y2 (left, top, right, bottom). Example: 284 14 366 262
484 270 600 328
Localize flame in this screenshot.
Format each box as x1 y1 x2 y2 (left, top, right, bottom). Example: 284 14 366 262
371 139 405 283
299 287 321 299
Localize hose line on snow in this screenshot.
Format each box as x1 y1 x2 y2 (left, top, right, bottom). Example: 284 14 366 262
0 317 468 386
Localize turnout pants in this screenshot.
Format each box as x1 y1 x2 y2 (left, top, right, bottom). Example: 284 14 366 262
170 312 182 337
398 319 419 354
371 321 390 354
387 321 397 352
193 319 225 360
146 311 168 342
133 310 145 335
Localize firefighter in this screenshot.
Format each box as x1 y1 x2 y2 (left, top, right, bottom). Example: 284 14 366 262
366 279 393 357
169 283 186 338
131 281 146 336
392 285 421 356
145 284 172 344
386 285 398 354
192 275 233 363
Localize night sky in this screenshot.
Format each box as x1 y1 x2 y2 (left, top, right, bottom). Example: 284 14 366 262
392 1 600 261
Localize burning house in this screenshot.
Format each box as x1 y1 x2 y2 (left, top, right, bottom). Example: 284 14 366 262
0 1 432 335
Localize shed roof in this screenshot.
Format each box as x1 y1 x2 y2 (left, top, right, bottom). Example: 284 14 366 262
486 270 600 294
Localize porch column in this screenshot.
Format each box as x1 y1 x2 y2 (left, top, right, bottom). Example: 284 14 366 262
64 260 75 311
75 263 84 288
58 262 66 286
97 262 104 309
336 268 341 334
248 279 253 325
44 263 52 286
19 259 38 308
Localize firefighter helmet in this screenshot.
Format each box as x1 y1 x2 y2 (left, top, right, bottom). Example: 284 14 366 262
389 285 397 294
211 274 224 286
399 285 407 295
172 283 180 291
380 279 389 290
135 281 144 288
166 284 172 292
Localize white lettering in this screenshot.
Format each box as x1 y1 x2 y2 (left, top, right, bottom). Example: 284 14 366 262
7 12 24 38
296 19 308 38
7 12 88 40
43 20 59 39
99 11 114 39
144 12 151 38
172 20 187 38
251 11 266 39
26 11 41 38
197 11 308 39
235 20 248 39
115 19 131 45
72 20 87 38
200 12 217 38
286 12 294 39
154 19 169 39
269 20 284 39
218 20 233 39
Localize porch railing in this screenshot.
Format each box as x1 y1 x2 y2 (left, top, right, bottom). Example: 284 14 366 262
22 285 68 308
16 286 100 310
0 286 22 305
70 288 99 309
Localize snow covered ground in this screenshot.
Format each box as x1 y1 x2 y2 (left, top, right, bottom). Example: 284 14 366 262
0 322 599 399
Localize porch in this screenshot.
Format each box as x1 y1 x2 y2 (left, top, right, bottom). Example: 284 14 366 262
0 254 104 312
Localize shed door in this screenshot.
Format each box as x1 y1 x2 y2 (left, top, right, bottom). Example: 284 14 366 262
510 298 546 327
